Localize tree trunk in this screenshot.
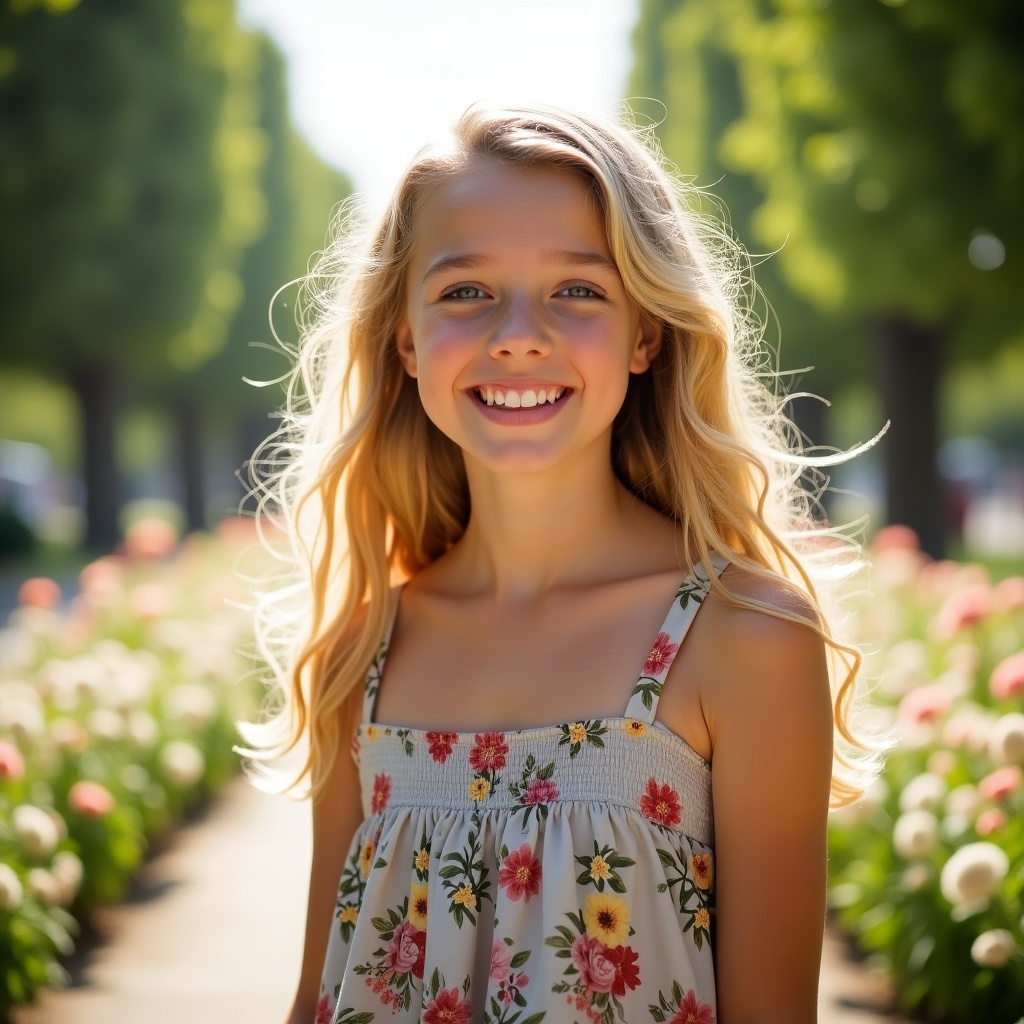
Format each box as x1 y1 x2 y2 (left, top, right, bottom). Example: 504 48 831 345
877 315 946 558
174 396 206 534
67 363 121 550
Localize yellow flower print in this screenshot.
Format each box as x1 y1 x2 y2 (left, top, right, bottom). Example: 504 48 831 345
589 854 611 882
452 884 477 909
583 892 631 948
408 881 429 930
625 720 646 738
358 839 376 879
693 906 711 931
414 847 430 872
690 852 713 890
365 725 378 742
338 905 359 925
468 778 490 802
568 722 587 744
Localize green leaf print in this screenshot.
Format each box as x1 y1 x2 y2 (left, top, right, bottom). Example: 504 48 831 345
655 842 714 951
334 1011 376 1024
441 828 492 927
675 575 710 609
574 841 635 894
557 719 608 758
629 678 663 711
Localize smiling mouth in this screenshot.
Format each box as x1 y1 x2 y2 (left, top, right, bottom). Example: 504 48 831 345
472 386 571 408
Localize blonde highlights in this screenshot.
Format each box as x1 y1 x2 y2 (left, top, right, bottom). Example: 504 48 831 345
239 104 879 806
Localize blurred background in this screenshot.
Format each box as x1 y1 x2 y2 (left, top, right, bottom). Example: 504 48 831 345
1 2 1022 1023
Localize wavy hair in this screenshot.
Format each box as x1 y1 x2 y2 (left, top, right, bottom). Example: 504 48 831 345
238 104 882 806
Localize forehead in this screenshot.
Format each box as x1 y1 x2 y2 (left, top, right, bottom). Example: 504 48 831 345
408 158 610 265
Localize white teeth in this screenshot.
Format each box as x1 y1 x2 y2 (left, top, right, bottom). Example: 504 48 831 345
494 391 505 406
476 386 568 407
520 390 538 408
536 388 547 403
486 388 494 406
504 391 521 408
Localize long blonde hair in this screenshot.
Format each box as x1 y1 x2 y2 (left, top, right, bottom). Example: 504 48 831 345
239 103 880 806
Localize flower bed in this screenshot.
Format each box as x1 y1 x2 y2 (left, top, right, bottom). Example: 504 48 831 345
829 527 1024 1024
0 519 263 1018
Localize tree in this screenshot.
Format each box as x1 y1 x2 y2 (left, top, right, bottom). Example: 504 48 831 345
0 0 254 546
630 0 1022 555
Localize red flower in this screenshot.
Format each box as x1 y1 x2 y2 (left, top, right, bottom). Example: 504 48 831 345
523 778 559 804
469 732 508 773
639 777 682 828
371 773 391 814
643 631 679 677
498 843 542 901
0 741 25 781
426 731 459 763
670 988 714 1024
423 986 472 1023
605 944 641 997
315 994 332 1024
68 780 114 817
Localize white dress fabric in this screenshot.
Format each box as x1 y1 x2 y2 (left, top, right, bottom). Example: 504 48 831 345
318 557 727 1024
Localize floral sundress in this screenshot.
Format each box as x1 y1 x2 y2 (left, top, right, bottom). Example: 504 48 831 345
318 556 727 1024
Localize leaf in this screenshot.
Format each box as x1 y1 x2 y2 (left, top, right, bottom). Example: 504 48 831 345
609 877 627 894
577 870 592 887
521 1015 547 1024
588 736 606 748
510 949 531 968
611 854 636 868
657 848 676 868
650 1008 666 1022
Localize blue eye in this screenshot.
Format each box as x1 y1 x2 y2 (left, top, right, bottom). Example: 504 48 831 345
559 283 600 299
442 285 486 300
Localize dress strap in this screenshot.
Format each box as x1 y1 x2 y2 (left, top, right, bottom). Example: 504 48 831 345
623 553 729 724
361 585 403 724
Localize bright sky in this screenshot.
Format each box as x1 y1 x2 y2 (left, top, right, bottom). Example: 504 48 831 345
236 0 638 205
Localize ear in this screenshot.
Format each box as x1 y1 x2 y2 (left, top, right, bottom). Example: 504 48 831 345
629 316 663 374
395 321 418 378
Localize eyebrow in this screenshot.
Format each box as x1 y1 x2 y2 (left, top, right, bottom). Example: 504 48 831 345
422 249 619 284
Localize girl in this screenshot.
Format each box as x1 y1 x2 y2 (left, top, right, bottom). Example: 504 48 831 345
243 104 876 1024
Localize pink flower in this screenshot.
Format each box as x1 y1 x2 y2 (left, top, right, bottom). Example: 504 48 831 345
934 584 993 637
898 685 952 726
17 577 61 609
669 988 714 1024
315 993 332 1024
124 517 178 560
571 934 616 993
872 525 920 552
498 843 542 901
489 939 512 982
514 973 529 987
423 986 472 1023
425 731 459 764
639 777 682 828
523 778 559 805
643 631 680 677
996 576 1024 612
605 944 641 997
976 808 1007 836
371 773 391 814
469 732 508 773
68 780 114 817
990 652 1024 700
0 741 25 781
978 765 1023 801
384 919 425 978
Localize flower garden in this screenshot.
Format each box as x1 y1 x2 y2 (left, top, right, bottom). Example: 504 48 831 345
0 519 1022 1022
0 519 264 1019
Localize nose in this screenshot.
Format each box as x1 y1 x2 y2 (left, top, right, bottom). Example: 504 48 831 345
487 292 552 358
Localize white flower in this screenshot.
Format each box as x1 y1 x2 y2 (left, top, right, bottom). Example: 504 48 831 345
970 928 1016 968
0 683 44 740
899 773 947 812
988 713 1024 765
13 804 59 858
0 863 23 910
893 811 938 859
940 842 1009 907
946 784 980 817
51 851 84 904
50 716 87 751
160 741 205 788
27 867 60 905
126 710 160 749
165 684 217 730
902 864 932 892
86 707 125 742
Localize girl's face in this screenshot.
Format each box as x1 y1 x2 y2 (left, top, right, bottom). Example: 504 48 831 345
396 158 661 477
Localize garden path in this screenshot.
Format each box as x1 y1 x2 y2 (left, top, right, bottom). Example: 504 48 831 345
11 775 912 1024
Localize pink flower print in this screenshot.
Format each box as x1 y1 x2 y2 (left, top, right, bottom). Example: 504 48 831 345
383 919 425 978
570 934 616 993
523 777 559 805
489 939 512 982
498 843 542 901
423 986 473 1023
426 731 459 763
371 773 391 814
643 632 679 677
469 731 508 773
639 777 682 828
669 988 715 1024
315 993 332 1024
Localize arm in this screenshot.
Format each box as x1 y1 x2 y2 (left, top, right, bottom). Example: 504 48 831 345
286 695 365 1024
704 587 833 1024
